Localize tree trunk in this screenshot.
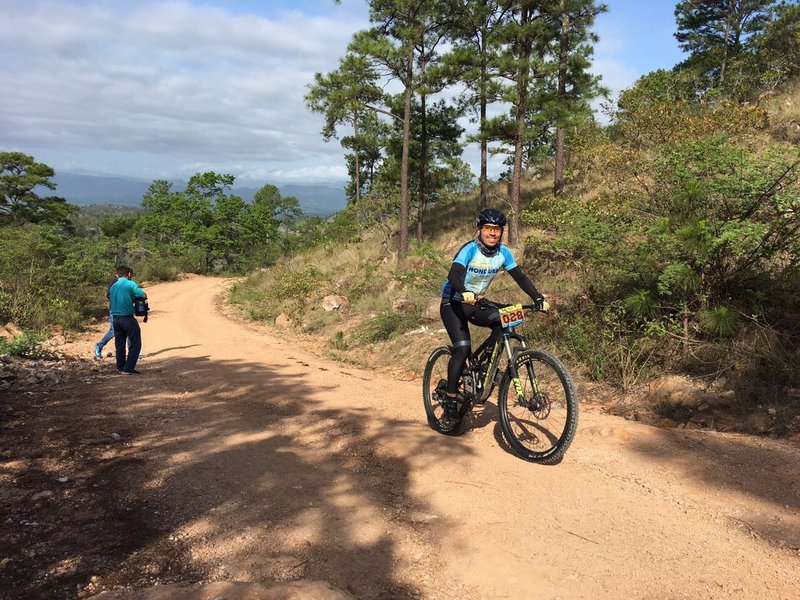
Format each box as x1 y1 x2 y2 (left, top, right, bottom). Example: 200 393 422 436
353 114 361 203
398 56 413 264
554 126 565 194
719 0 734 87
510 6 532 246
479 29 489 209
554 2 568 196
417 92 428 243
510 108 524 246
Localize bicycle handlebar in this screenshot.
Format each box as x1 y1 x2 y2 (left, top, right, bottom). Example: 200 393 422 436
476 298 546 313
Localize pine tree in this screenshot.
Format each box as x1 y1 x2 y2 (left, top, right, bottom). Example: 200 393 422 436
446 0 509 208
349 1 431 262
492 0 552 244
305 53 385 204
674 0 778 90
550 0 607 196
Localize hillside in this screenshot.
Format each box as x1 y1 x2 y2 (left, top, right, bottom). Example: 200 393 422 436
227 83 800 442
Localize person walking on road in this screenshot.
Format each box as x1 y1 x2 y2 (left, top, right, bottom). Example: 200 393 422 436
94 273 120 360
109 266 147 375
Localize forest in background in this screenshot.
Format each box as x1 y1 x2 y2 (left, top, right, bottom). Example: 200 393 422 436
1 0 799 430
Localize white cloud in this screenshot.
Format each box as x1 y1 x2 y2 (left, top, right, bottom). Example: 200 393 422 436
1 0 683 186
0 0 366 183
592 20 639 99
250 164 350 184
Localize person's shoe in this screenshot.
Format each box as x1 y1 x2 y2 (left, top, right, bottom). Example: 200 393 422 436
443 394 461 419
94 344 103 360
118 369 142 375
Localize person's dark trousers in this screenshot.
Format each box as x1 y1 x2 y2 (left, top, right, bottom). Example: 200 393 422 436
112 315 142 373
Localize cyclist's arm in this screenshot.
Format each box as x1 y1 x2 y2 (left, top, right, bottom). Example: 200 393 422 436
508 266 541 301
447 262 468 294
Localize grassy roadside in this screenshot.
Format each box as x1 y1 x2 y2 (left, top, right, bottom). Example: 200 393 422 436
226 187 800 439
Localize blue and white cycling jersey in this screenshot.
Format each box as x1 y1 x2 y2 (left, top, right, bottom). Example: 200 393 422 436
440 241 518 299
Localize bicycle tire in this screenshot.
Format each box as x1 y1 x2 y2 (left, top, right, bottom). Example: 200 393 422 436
497 349 578 464
422 346 464 434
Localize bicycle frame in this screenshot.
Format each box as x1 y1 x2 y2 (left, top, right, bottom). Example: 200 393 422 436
466 322 529 404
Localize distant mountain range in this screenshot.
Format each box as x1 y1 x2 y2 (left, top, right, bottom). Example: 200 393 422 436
50 173 348 218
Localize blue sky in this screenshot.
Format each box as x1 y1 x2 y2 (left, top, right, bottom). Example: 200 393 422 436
0 0 686 186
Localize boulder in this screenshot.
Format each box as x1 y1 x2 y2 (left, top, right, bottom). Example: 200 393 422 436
646 375 714 408
321 295 348 312
424 297 441 320
391 297 414 313
1 323 23 340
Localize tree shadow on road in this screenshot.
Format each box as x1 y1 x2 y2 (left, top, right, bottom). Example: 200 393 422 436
626 427 800 551
0 354 479 599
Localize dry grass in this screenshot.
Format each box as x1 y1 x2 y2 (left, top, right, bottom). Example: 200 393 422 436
226 82 800 437
230 179 569 381
763 81 800 143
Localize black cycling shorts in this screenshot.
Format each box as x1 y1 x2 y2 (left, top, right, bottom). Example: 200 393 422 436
440 300 501 348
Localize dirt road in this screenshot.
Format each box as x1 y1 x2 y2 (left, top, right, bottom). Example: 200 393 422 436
3 275 800 599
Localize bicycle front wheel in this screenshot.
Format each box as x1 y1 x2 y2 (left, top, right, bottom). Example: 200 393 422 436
422 346 462 434
498 349 578 464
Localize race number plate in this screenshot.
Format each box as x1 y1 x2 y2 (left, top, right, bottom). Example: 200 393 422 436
499 304 525 328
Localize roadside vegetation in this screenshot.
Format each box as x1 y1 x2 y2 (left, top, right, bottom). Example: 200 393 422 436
2 1 798 434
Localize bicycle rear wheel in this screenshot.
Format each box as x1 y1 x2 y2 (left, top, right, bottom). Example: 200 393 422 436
498 349 578 464
422 346 463 434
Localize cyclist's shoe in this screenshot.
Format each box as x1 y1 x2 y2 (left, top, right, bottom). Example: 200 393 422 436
443 394 461 419
94 344 103 360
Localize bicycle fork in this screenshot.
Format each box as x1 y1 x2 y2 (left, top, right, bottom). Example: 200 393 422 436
503 336 539 405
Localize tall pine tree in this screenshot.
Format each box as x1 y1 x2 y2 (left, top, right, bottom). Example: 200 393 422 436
674 0 778 90
550 0 606 195
305 52 385 204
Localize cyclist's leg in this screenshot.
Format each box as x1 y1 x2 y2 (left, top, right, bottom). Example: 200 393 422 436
440 301 471 398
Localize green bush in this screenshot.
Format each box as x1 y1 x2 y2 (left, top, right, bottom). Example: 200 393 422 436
228 266 322 324
356 312 412 344
272 266 322 301
228 275 273 321
348 263 380 302
137 255 182 282
329 330 349 351
0 224 115 330
0 332 61 360
394 242 448 294
699 306 740 338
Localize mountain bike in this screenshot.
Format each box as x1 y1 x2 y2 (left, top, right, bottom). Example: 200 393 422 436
422 299 578 464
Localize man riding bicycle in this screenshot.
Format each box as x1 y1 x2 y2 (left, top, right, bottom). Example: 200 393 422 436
439 208 546 418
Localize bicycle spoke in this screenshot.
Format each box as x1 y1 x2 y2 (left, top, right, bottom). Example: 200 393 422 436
499 350 578 463
422 347 463 434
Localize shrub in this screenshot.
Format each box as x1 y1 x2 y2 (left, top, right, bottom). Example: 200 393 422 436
272 266 322 301
137 256 181 282
0 224 115 330
0 332 61 360
699 306 740 338
329 330 349 351
356 312 412 345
